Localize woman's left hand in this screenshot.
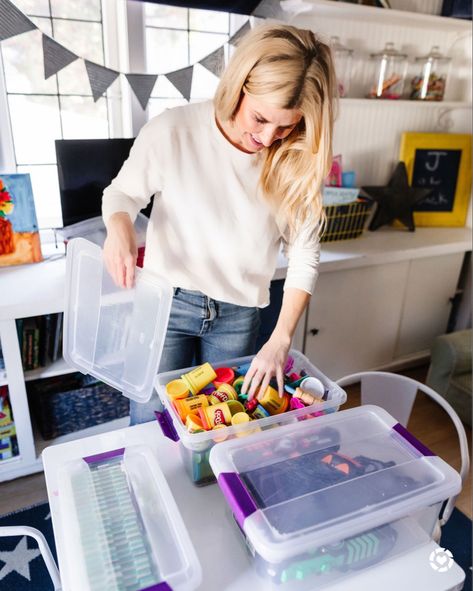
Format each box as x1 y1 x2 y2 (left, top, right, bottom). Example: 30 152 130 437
241 334 291 401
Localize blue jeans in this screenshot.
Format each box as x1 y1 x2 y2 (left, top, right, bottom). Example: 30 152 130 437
130 288 261 425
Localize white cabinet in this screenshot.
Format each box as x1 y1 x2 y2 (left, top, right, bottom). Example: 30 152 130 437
303 228 471 379
394 252 465 357
305 260 409 378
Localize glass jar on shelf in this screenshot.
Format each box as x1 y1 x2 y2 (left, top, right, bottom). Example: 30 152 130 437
330 36 353 98
367 42 408 100
410 46 451 101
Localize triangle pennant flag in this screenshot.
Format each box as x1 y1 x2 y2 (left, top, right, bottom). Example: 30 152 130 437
165 65 193 102
0 0 36 41
84 60 119 102
42 34 78 79
125 73 157 110
252 0 284 19
229 21 251 47
199 46 225 78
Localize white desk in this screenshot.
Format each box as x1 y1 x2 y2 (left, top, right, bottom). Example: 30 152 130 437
42 422 466 591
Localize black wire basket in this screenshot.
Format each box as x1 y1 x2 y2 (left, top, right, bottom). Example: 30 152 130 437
321 200 373 242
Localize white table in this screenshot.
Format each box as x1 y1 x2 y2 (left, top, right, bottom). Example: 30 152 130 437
42 422 466 591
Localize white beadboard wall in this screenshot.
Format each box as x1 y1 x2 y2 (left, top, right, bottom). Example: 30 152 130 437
277 1 473 188
333 100 472 186
289 12 472 101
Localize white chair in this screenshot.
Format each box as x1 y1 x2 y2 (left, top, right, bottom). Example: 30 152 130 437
335 371 470 541
0 525 61 589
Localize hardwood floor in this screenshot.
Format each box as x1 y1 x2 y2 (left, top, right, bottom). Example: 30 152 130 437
342 364 472 519
0 364 471 519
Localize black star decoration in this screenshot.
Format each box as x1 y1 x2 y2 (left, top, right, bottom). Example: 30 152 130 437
361 161 434 232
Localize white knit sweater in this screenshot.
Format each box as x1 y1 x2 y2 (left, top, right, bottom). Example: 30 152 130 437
102 100 320 307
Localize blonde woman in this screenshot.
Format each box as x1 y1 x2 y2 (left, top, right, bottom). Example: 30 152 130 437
102 23 337 424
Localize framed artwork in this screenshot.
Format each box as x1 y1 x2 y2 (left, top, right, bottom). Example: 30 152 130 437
399 132 472 227
0 173 42 267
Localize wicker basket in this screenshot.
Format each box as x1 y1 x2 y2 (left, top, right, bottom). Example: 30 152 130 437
28 372 129 439
321 200 373 242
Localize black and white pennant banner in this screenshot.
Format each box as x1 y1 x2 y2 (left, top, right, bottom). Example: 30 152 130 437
42 35 78 79
0 0 254 108
229 20 251 46
165 65 194 102
125 73 158 110
0 0 36 42
84 61 120 102
199 46 225 78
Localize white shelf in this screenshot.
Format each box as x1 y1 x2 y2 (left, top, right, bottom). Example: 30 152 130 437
319 226 472 272
24 357 76 382
274 226 472 278
340 98 472 108
0 255 66 321
298 0 472 32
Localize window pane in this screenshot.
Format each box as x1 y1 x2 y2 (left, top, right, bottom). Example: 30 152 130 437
189 9 228 33
50 0 101 21
150 75 183 99
146 28 188 73
2 27 57 94
192 64 220 99
57 60 93 96
189 31 227 64
147 98 187 119
13 0 50 17
17 164 62 229
53 19 103 64
54 20 104 95
60 96 109 138
30 15 52 34
144 4 188 29
8 95 61 164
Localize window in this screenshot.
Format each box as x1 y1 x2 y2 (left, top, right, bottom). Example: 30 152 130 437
144 5 231 118
0 2 242 229
0 0 116 228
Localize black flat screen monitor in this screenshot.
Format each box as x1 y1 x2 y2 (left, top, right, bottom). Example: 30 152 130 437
55 138 153 227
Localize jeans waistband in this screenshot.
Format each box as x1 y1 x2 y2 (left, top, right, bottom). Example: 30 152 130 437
173 287 205 297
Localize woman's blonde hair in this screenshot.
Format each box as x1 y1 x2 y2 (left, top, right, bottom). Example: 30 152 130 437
214 23 337 237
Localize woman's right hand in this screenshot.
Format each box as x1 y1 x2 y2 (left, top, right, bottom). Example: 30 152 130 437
103 212 138 288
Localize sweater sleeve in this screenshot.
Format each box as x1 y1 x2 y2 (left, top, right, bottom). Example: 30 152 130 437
281 220 321 295
102 117 165 226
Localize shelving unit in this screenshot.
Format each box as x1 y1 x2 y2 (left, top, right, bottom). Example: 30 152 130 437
293 0 472 31
24 358 77 382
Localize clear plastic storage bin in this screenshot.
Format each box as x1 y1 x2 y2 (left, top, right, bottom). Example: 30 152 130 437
57 445 202 591
209 405 461 589
155 350 347 486
64 238 173 403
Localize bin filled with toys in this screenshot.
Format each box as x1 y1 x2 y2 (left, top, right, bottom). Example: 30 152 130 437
209 405 461 589
155 349 346 485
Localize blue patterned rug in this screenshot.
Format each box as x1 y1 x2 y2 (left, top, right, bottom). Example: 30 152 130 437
0 502 470 590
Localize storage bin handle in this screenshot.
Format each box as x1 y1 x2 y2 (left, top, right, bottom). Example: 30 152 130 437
155 409 180 442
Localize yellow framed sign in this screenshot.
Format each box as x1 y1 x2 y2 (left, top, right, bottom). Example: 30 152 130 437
400 132 472 226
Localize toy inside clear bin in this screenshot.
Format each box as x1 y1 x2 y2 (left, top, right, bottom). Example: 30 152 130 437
154 349 347 486
57 445 202 591
232 505 436 589
209 405 462 589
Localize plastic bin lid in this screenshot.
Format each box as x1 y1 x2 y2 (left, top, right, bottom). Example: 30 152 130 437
209 405 462 564
64 238 173 402
57 445 202 591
